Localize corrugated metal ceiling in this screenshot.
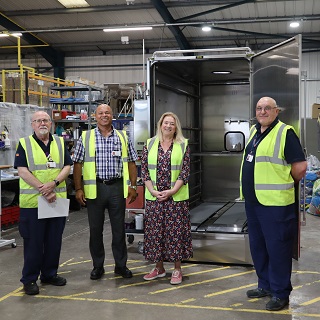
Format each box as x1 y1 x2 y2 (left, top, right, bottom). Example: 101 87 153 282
0 0 319 63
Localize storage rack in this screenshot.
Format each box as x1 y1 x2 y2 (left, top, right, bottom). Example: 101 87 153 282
50 86 101 147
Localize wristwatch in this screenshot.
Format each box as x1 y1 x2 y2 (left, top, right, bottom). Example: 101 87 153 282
54 179 60 187
129 185 137 190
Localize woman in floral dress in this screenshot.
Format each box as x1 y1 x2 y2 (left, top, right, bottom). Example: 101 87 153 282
141 112 193 285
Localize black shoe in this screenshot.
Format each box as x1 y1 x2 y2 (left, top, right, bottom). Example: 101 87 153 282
114 266 133 278
90 267 105 280
247 288 271 298
41 275 67 286
23 281 39 295
266 296 289 311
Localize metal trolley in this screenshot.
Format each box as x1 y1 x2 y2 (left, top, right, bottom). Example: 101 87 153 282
125 185 145 253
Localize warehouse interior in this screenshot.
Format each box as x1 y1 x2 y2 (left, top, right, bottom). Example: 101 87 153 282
1 1 320 319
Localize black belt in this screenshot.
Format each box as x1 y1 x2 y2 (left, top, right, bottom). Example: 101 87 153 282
96 177 122 185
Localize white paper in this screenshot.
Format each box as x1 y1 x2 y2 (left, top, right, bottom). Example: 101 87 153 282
38 196 70 219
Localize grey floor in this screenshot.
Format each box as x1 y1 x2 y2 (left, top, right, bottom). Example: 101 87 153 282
1 208 320 320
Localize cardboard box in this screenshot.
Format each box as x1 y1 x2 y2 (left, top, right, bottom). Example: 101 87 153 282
52 110 61 120
312 103 320 119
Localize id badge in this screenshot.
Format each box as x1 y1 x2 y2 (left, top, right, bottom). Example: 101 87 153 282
112 150 121 157
47 161 57 168
246 154 253 162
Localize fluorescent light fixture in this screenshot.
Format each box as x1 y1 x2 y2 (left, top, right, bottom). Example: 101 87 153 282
202 26 212 32
103 27 152 32
57 0 89 8
11 32 22 37
290 21 300 28
212 71 231 74
0 33 9 37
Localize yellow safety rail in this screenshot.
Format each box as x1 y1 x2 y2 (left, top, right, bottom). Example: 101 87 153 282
2 65 74 106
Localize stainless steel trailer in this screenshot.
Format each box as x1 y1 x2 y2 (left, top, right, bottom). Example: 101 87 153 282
142 36 302 265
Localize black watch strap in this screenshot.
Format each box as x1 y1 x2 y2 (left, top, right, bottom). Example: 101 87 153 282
54 179 60 186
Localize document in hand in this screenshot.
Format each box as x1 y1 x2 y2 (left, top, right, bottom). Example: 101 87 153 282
38 196 70 219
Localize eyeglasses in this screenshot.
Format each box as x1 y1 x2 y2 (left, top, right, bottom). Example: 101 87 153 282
32 119 51 124
256 106 277 112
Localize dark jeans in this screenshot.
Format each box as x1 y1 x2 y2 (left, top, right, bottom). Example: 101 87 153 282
86 180 127 269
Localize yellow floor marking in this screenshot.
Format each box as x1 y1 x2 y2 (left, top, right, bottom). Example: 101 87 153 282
65 260 92 266
65 291 96 298
149 270 255 295
9 294 320 318
231 303 243 307
301 297 320 306
205 283 256 297
185 266 230 277
0 287 23 302
180 298 196 304
59 258 74 267
294 270 320 275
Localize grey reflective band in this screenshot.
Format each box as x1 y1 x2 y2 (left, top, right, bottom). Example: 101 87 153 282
20 189 40 194
52 135 64 169
24 137 36 171
255 183 294 190
83 179 97 185
256 156 287 165
148 164 157 170
84 130 94 162
147 137 157 151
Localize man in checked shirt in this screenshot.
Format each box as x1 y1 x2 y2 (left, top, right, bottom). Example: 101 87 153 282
73 104 138 280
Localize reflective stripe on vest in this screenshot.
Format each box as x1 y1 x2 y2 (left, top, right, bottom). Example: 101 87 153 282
19 135 67 208
82 129 130 199
239 121 294 206
145 137 189 201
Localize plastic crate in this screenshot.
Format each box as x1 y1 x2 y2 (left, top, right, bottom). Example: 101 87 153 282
1 206 20 227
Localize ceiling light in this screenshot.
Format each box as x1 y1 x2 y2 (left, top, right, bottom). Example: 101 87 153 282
57 0 90 8
212 71 231 75
289 21 300 28
103 27 153 32
202 26 212 32
11 32 22 37
0 33 9 37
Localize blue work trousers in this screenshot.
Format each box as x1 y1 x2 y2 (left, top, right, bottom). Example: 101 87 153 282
245 202 297 299
19 208 66 284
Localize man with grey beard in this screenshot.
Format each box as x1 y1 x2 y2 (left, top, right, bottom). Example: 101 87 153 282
14 111 73 295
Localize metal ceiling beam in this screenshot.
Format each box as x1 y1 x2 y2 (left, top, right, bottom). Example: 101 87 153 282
0 12 65 78
176 0 255 22
150 0 191 50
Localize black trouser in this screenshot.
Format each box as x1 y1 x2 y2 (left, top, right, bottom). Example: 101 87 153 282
19 208 66 284
86 180 127 269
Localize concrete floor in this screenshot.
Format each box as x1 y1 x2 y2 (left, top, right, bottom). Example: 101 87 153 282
1 208 320 320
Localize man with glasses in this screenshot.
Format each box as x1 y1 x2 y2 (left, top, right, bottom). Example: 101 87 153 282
14 111 73 295
240 97 307 311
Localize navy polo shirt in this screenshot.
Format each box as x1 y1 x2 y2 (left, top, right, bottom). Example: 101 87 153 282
242 118 306 204
14 133 73 168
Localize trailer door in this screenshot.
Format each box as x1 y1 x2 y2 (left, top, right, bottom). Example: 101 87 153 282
251 35 302 259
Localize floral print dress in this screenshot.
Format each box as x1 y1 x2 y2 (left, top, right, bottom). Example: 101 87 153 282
141 141 193 262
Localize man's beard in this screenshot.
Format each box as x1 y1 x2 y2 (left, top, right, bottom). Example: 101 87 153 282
39 128 49 135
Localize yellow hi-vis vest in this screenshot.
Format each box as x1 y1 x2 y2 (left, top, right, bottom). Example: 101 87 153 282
19 135 67 208
145 137 189 201
240 121 295 206
82 129 130 199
